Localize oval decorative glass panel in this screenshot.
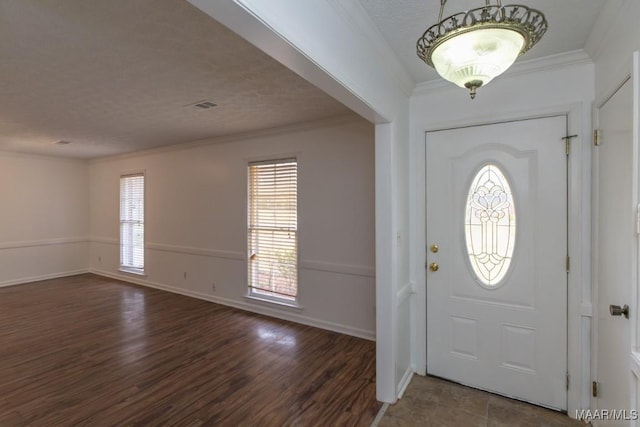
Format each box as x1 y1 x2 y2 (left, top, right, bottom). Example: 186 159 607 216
464 164 516 287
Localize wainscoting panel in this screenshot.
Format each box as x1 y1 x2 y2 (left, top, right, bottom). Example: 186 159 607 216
0 238 90 287
90 240 375 340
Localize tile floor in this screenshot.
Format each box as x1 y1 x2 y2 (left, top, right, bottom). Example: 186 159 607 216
376 375 586 427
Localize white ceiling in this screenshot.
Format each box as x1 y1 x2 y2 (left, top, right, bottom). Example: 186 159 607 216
357 0 606 84
0 1 608 159
0 0 353 159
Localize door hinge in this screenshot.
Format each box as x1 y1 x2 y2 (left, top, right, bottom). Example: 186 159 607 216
562 134 578 155
566 256 570 272
566 372 570 390
592 380 599 397
594 129 601 146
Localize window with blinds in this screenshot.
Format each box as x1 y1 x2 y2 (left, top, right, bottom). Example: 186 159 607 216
248 159 298 301
120 173 145 273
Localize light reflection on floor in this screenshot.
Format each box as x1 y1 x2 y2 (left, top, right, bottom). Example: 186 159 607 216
118 288 147 364
256 325 297 348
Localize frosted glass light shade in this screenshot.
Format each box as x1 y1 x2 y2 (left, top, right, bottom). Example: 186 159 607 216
431 28 525 90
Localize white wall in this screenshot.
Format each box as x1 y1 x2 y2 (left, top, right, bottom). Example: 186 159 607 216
88 117 376 339
188 0 413 402
0 151 89 286
410 59 595 414
586 0 640 101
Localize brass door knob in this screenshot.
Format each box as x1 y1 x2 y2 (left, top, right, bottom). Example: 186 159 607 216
429 262 439 272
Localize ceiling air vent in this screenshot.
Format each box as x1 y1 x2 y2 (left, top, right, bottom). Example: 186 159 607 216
195 101 217 109
185 100 218 110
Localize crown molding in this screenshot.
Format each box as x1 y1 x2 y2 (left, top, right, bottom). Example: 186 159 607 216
413 49 593 97
0 149 88 164
89 114 365 164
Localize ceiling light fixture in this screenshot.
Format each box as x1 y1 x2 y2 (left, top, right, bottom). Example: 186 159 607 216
417 0 547 99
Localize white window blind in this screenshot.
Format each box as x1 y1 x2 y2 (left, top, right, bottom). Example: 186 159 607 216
120 173 145 271
248 159 298 300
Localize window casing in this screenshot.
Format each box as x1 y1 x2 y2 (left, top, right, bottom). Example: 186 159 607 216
248 159 298 302
120 173 145 273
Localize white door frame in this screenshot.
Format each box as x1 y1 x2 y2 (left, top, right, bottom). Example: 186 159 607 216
633 50 640 426
591 52 640 424
411 103 592 417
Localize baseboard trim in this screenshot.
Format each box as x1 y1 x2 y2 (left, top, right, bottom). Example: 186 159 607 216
0 269 91 288
90 268 375 341
397 366 415 399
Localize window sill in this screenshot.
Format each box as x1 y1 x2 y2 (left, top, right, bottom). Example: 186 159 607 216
245 294 303 311
118 267 147 278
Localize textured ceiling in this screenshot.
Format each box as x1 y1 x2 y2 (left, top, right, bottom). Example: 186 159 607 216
0 1 609 159
0 1 353 159
357 0 606 84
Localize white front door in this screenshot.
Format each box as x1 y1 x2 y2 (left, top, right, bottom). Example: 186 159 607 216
426 116 568 410
593 69 635 424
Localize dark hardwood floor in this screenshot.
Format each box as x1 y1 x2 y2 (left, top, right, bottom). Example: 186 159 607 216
0 274 380 426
